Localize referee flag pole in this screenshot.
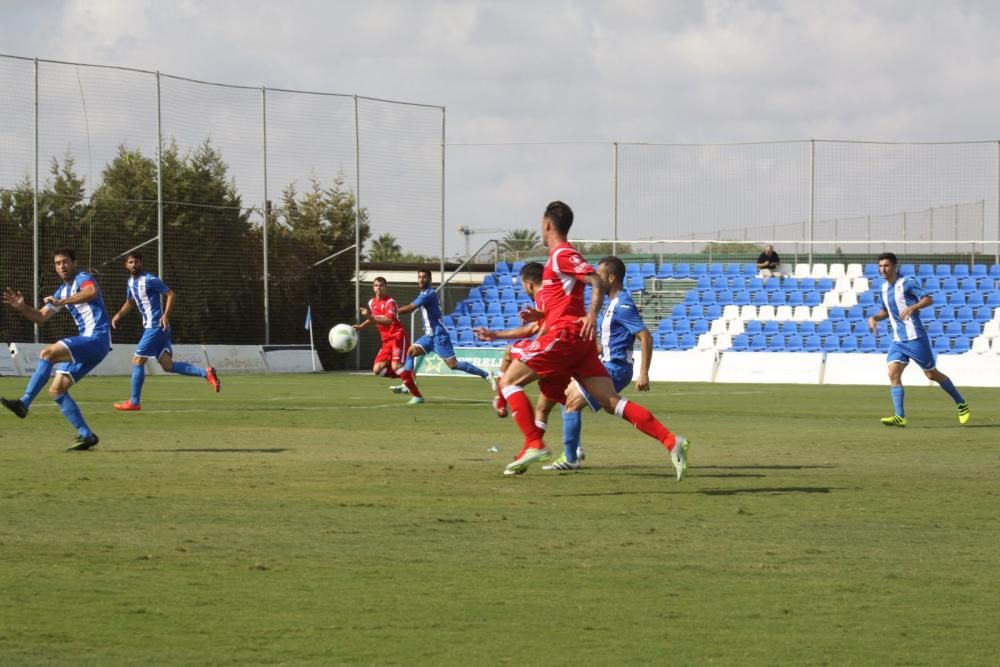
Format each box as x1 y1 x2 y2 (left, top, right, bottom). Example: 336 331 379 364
305 305 316 372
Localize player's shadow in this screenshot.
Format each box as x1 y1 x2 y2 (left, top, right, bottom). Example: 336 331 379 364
148 448 291 454
698 486 836 496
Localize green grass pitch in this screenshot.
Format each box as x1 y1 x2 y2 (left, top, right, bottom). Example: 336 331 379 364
1 373 998 665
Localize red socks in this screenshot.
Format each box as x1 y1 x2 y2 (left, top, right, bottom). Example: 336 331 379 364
617 398 676 450
398 370 422 398
502 385 544 447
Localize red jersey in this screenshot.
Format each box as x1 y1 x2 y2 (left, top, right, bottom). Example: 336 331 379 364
368 296 405 340
541 242 595 334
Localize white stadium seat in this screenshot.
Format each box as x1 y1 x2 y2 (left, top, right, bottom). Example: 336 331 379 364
971 336 990 354
846 263 864 279
709 319 728 335
696 333 715 351
740 305 757 321
715 333 733 351
991 338 1000 355
757 305 776 321
810 263 829 279
728 319 745 336
828 263 846 279
852 277 870 293
792 305 811 322
982 320 1000 339
834 276 852 294
822 291 840 308
722 304 740 321
810 305 828 322
839 291 858 308
794 263 811 279
775 305 793 321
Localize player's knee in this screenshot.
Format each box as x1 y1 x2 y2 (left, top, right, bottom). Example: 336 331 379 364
40 346 58 362
444 357 458 369
601 394 620 415
159 358 172 371
48 384 64 400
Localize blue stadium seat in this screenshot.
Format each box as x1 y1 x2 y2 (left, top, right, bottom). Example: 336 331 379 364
734 290 751 306
510 261 525 275
936 306 955 322
989 292 1000 307
804 291 822 307
673 263 690 278
947 291 967 306
901 263 916 275
799 277 816 291
990 264 1000 279
468 301 485 317
783 278 800 292
971 264 988 278
752 289 768 303
485 301 502 316
705 304 722 319
953 265 970 277
827 307 846 320
673 319 692 334
641 262 656 278
803 334 822 352
963 321 981 336
692 319 710 335
958 277 977 292
696 275 712 290
712 276 728 290
941 277 959 291
763 320 780 335
859 291 875 306
729 277 748 290
658 333 679 350
933 337 952 354
934 264 951 277
834 319 853 335
656 262 673 279
482 274 497 288
741 263 757 277
817 320 834 335
821 336 841 353
817 278 834 292
926 321 944 336
626 275 645 292
745 320 763 335
488 315 506 330
495 261 510 274
483 287 499 301
456 315 472 329
951 336 971 353
747 277 764 291
679 333 697 349
956 306 974 321
975 306 993 322
708 264 724 277
863 263 879 279
671 303 686 318
918 264 935 277
688 304 706 318
840 335 859 352
859 334 877 352
684 291 699 304
692 264 708 277
768 291 787 305
848 305 865 320
505 315 521 329
700 290 718 304
779 321 798 335
499 287 516 302
787 292 804 307
657 319 675 332
768 335 786 352
749 334 767 351
502 302 521 317
731 334 750 351
785 334 804 351
725 263 742 277
944 321 964 337
922 277 941 291
799 321 817 336
717 290 735 304
472 315 488 329
764 278 781 291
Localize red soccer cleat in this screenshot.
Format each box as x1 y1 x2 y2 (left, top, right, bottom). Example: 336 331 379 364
206 367 221 393
113 400 141 411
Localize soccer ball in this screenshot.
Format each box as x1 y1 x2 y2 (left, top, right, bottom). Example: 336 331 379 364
328 323 358 353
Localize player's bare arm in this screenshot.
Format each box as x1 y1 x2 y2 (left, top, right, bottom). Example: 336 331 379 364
3 288 59 325
867 308 889 334
160 289 176 329
111 299 136 329
577 272 605 340
43 283 98 308
397 302 418 316
635 328 653 391
898 294 933 321
475 321 540 342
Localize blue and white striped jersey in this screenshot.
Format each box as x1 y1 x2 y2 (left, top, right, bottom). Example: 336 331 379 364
411 288 445 336
880 274 928 342
600 291 647 370
47 271 111 339
126 272 171 329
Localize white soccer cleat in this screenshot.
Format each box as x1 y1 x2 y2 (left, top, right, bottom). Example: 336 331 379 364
576 446 586 461
506 447 551 471
670 436 690 482
503 465 527 476
542 454 582 471
486 371 498 392
389 385 410 394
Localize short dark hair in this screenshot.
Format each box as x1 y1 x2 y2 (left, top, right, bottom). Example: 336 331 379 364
127 251 143 262
877 252 898 265
417 268 433 280
598 256 626 282
544 200 574 236
52 248 76 261
519 261 544 284
373 276 387 286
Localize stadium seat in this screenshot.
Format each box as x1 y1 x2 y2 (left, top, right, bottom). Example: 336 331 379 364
817 320 834 336
488 315 506 330
708 264 724 277
958 277 977 292
962 321 981 337
505 315 521 329
763 320 780 336
945 321 964 337
779 321 798 335
692 319 710 335
918 264 935 277
510 261 525 275
901 263 916 275
785 334 804 352
696 275 712 290
700 291 718 305
839 291 858 308
744 320 762 335
863 263 880 278
975 306 993 322
705 304 723 320
472 315 489 329
834 319 853 335
941 277 958 291
641 262 656 278
673 263 690 278
989 292 1000 308
953 265 970 277
839 335 859 352
485 301 502 316
724 263 742 277
792 305 811 322
768 291 787 306
457 329 475 346
692 264 708 278
749 289 766 303
656 263 673 279
711 276 728 290
657 318 674 332
684 291 699 304
803 334 822 352
696 333 715 351
810 305 828 322
758 305 776 321
658 333 679 350
731 334 750 351
822 291 840 308
828 263 846 279
734 290 751 306
859 334 877 352
833 277 852 294
810 264 829 279
936 306 956 322
796 277 814 292
794 263 811 279
482 274 498 289
728 318 746 336
803 291 821 307
688 304 706 318
502 302 520 317
775 305 793 321
739 305 757 321
722 304 740 321
495 261 510 274
673 319 692 334
468 301 486 317
827 307 846 321
846 263 864 279
926 321 945 336
858 291 875 306
786 292 804 307
671 303 686 318
848 305 865 320
679 333 697 349
990 264 1000 279
971 335 990 354
749 334 767 351
746 277 763 291
956 305 974 321
933 337 952 354
716 333 733 351
934 264 951 277
768 335 786 351
821 336 840 353
709 318 727 336
817 278 834 292
741 263 757 277
852 277 870 293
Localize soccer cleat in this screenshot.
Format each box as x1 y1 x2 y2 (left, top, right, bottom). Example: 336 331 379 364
506 446 551 471
113 400 141 411
670 436 690 482
576 446 586 461
881 414 907 427
486 371 498 392
542 454 582 471
66 433 99 451
492 395 508 418
389 384 410 394
957 402 970 425
407 396 425 405
1 397 28 419
206 367 221 393
503 465 527 476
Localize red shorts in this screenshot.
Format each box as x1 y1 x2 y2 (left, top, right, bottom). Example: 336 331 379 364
374 332 408 366
519 329 608 403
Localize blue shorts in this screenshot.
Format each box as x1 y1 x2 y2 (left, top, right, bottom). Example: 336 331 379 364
413 329 456 361
576 363 634 412
887 336 936 371
55 335 111 383
135 327 173 359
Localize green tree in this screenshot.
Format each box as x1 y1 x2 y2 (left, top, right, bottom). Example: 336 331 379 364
580 240 634 256
0 177 37 342
367 233 402 262
701 241 760 255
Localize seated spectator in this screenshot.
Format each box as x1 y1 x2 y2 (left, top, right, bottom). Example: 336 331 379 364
757 244 782 280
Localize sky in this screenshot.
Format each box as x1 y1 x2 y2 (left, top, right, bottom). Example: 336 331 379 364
3 0 1000 257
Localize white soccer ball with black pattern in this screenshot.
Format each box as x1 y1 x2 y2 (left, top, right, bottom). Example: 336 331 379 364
328 323 358 353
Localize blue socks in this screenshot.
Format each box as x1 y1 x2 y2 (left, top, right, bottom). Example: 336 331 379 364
170 362 206 378
54 393 93 437
890 386 905 417
455 360 488 379
130 365 145 405
20 359 53 408
404 356 415 372
562 407 582 463
939 378 965 405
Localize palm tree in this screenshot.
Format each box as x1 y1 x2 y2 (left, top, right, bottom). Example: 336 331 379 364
368 233 402 262
502 229 541 254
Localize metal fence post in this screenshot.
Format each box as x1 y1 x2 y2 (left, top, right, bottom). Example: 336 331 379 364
156 72 164 279
32 57 39 343
261 86 270 345
353 95 362 369
809 139 815 265
440 106 446 288
612 141 619 256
